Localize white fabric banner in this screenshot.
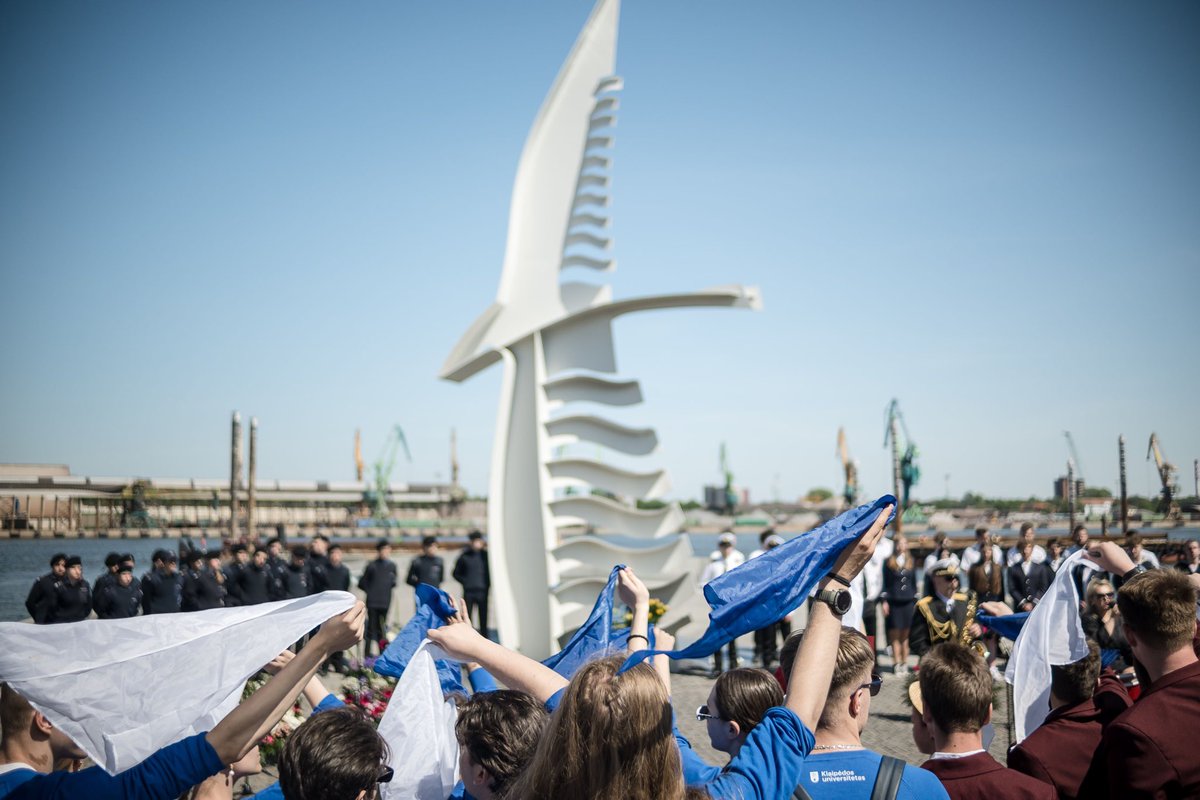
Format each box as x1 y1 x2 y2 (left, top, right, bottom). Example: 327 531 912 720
1004 549 1093 742
0 590 355 774
377 639 459 800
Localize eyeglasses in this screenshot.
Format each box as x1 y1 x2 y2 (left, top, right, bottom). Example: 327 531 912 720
696 704 721 721
857 673 883 697
1094 592 1115 601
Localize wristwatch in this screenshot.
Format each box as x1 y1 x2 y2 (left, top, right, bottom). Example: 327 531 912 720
815 587 852 616
1121 564 1148 582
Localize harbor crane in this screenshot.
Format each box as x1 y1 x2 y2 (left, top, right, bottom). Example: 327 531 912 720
1146 433 1180 521
883 399 920 522
837 427 859 508
719 442 737 514
1064 431 1085 484
367 425 412 522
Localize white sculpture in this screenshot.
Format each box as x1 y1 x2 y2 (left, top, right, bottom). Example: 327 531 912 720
440 0 761 657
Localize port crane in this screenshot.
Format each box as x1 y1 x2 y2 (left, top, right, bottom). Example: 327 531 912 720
1146 433 1180 521
1063 432 1085 484
366 425 412 522
719 442 737 514
883 399 920 524
837 427 859 508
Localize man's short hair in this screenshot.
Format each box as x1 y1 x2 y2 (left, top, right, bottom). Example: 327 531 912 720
1050 640 1100 706
455 690 547 794
104 552 122 569
312 534 330 545
291 545 308 560
328 543 342 554
1117 570 1198 652
468 530 484 542
1126 532 1143 548
918 643 992 734
50 553 67 568
267 537 282 548
421 535 437 548
376 538 390 551
279 706 388 800
1072 524 1087 536
1019 522 1034 535
0 683 34 740
974 527 989 538
713 668 784 732
779 627 874 712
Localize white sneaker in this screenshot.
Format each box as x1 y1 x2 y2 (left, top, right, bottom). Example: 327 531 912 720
990 665 1004 682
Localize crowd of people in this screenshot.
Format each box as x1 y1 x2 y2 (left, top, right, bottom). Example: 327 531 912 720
2 513 1199 799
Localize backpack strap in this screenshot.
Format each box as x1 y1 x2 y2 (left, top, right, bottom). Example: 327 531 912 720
869 755 905 800
792 785 814 800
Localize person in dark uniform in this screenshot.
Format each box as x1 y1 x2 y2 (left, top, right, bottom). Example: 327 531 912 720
48 555 92 623
92 552 123 600
24 553 67 624
453 531 491 637
324 543 352 672
358 539 398 656
280 545 311 600
189 550 228 610
406 536 445 593
94 563 143 619
141 549 183 614
910 556 982 662
236 547 274 605
882 533 918 674
181 550 206 612
223 544 250 606
307 535 331 594
265 537 289 600
1006 540 1054 611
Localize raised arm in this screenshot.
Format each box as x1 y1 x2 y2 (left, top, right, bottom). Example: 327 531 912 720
617 567 651 654
204 602 364 764
786 505 892 730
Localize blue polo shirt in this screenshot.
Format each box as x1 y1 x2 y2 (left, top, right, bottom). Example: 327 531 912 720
794 750 949 799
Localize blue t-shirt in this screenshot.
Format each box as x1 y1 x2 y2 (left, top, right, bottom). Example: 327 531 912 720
793 751 949 799
0 732 224 800
707 707 815 800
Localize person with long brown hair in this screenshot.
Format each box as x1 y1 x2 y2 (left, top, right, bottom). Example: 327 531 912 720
429 506 894 800
882 534 917 674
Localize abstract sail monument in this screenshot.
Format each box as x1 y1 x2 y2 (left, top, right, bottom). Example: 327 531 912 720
440 0 761 657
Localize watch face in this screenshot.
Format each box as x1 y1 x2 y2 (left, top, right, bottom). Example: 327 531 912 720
833 589 852 615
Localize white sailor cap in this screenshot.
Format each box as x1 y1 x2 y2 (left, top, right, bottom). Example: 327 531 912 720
929 555 961 577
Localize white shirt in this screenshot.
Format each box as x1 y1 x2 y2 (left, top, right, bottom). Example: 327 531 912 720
863 536 895 601
1006 544 1047 567
699 549 745 586
960 542 1002 582
1134 550 1161 569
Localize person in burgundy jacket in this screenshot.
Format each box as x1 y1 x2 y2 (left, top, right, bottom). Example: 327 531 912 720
1083 542 1200 799
1006 640 1132 799
918 643 1056 800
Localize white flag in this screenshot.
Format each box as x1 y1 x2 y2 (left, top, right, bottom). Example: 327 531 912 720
377 640 460 800
0 590 355 774
1005 549 1093 741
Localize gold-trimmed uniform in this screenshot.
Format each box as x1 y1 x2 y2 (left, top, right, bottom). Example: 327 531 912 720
909 590 980 658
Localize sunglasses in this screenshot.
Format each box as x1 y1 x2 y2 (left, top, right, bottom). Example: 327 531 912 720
696 704 721 722
857 673 883 697
1095 592 1115 601
378 765 394 784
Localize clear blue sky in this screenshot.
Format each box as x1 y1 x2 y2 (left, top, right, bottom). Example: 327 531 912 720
2 1 1197 504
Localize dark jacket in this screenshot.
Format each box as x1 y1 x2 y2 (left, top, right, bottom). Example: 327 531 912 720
1081 613 1134 674
279 562 311 600
141 568 183 614
326 562 351 593
882 559 917 602
923 752 1057 800
358 558 397 608
267 556 289 600
236 562 273 605
308 554 330 594
222 563 244 606
406 554 445 588
182 568 227 611
910 591 978 658
1006 561 1054 609
24 572 58 624
95 580 144 619
49 578 92 623
452 549 490 593
1094 658 1200 798
1007 671 1132 798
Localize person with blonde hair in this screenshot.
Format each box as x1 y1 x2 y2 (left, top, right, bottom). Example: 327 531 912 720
429 506 895 800
1081 577 1133 673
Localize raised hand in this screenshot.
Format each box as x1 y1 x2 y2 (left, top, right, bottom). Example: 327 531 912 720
830 505 894 583
616 566 650 609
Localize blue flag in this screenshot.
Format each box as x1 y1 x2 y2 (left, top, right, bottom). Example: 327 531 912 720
374 583 466 696
978 612 1029 642
620 495 897 673
541 565 655 679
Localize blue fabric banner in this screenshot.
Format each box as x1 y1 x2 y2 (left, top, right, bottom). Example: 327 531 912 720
541 564 655 679
977 612 1029 642
620 495 897 673
374 583 466 696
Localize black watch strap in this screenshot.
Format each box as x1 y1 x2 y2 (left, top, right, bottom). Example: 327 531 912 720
1121 564 1148 582
827 573 851 588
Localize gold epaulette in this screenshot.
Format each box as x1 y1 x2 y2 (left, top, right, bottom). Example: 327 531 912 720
916 596 934 608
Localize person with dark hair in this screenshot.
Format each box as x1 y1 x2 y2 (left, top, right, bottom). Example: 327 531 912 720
142 550 182 615
1045 539 1065 572
910 557 982 663
94 563 143 619
24 555 67 625
697 667 784 768
307 535 331 595
358 540 397 656
1085 542 1200 797
918 643 1055 799
325 545 350 592
1113 533 1160 590
1005 523 1046 568
1175 538 1199 576
922 532 949 598
967 542 1003 603
48 556 91 623
1006 541 1054 612
787 628 949 799
92 552 123 600
181 552 213 612
454 690 548 800
265 538 288 600
280 546 311 601
882 534 917 674
0 604 365 800
748 532 786 668
276 706 390 800
453 532 491 638
223 544 250 606
235 548 274 606
406 536 445 591
959 528 1001 581
1006 640 1131 799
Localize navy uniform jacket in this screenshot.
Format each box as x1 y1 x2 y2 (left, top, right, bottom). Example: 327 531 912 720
910 591 978 658
141 569 183 614
48 578 91 623
452 549 490 593
94 581 143 619
279 563 310 600
308 554 330 593
1006 561 1054 608
183 569 226 610
236 563 273 605
358 558 397 608
406 554 444 588
326 563 351 592
24 573 58 624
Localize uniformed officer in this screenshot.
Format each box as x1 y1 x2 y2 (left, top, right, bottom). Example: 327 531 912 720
48 555 92 623
94 562 143 619
24 553 67 624
910 555 982 660
141 549 183 614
